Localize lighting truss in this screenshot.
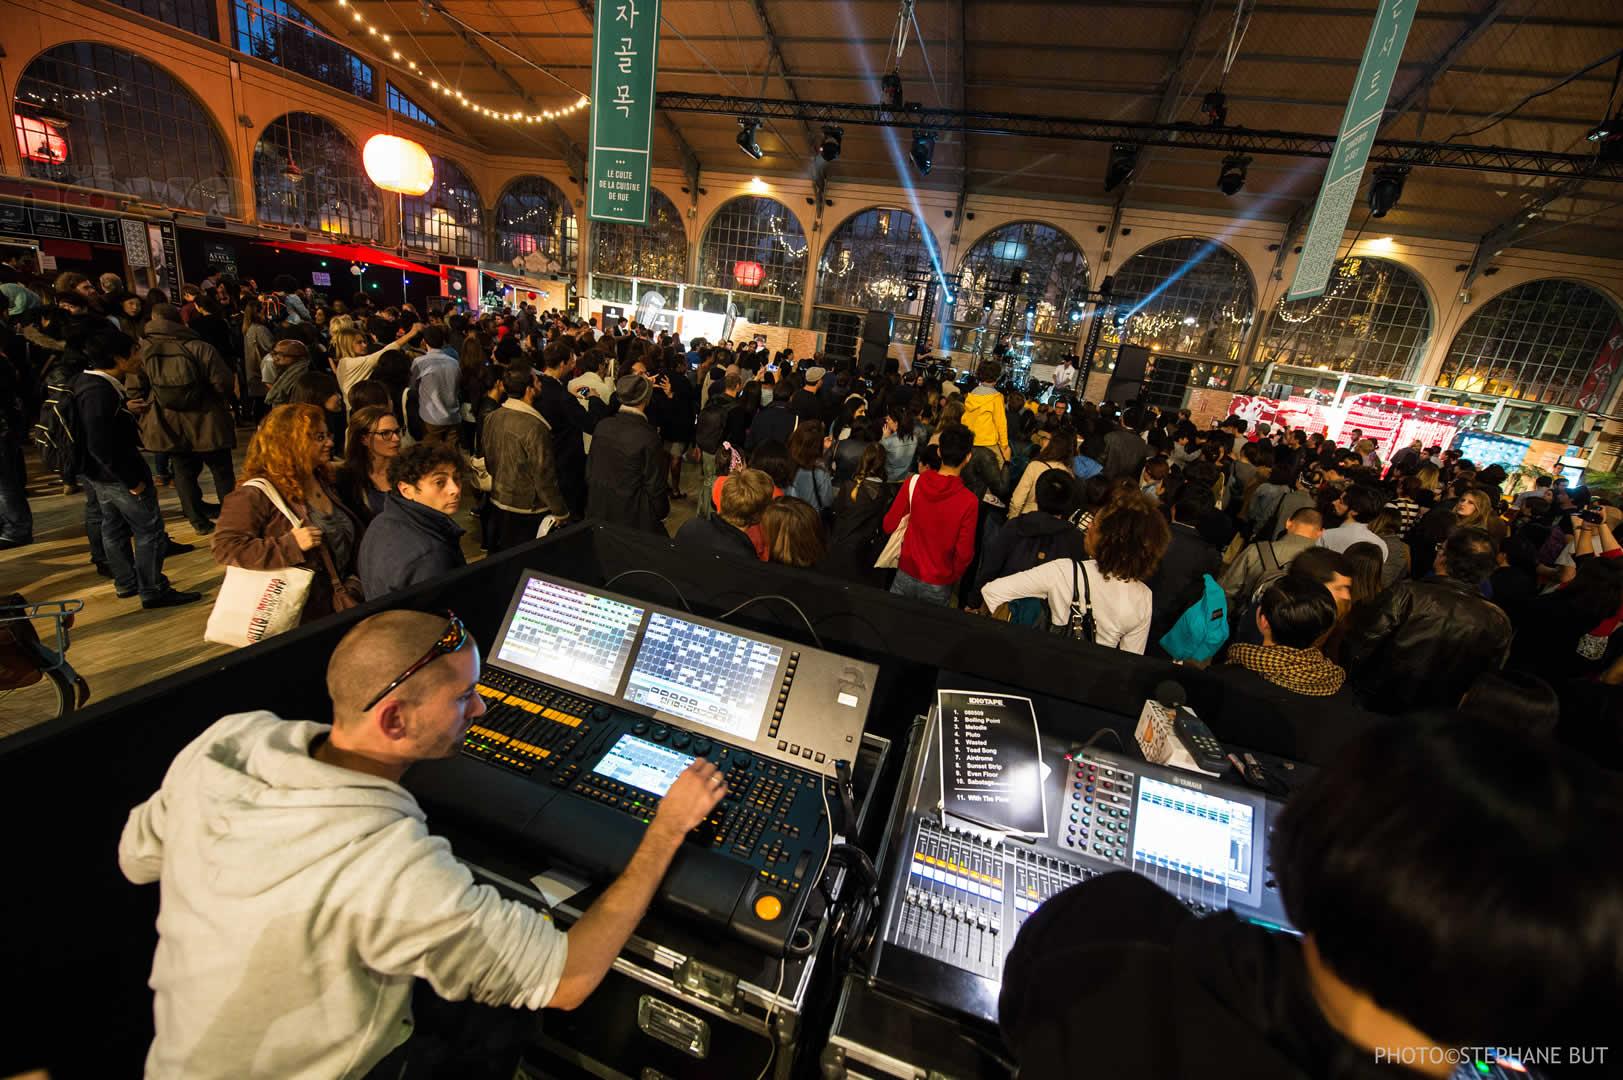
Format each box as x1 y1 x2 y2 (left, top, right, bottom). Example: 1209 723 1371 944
655 93 1623 183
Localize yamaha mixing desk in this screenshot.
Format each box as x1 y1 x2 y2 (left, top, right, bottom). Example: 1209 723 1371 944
869 698 1293 1025
405 572 880 955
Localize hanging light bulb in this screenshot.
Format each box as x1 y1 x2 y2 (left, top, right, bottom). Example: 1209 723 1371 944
283 152 304 184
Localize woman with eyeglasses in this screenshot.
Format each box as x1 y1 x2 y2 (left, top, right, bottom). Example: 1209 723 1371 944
335 405 403 522
213 403 364 623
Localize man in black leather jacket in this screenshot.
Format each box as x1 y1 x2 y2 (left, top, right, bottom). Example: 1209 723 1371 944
1339 527 1511 713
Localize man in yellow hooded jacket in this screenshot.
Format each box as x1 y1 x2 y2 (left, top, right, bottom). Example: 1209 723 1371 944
960 360 1011 463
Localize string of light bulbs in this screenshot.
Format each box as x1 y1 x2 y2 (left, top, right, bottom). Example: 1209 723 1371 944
324 0 588 124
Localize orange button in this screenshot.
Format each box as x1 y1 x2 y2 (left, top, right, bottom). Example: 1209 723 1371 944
754 894 783 921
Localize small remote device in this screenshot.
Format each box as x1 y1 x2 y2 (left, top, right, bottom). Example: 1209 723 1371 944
1172 707 1228 773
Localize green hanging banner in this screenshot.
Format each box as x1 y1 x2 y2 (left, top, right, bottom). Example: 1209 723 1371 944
1286 0 1417 301
589 0 662 225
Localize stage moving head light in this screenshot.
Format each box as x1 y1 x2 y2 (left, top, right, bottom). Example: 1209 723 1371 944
819 125 844 163
1218 154 1251 196
737 117 764 161
1367 164 1409 218
911 129 936 175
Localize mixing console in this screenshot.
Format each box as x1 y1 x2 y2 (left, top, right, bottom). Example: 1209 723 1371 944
404 573 880 955
874 708 1291 1021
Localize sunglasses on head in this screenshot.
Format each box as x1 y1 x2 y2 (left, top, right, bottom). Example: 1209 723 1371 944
361 612 469 712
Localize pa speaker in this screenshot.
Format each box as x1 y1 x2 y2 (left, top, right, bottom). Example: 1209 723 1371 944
1105 343 1151 402
863 309 892 346
858 340 889 370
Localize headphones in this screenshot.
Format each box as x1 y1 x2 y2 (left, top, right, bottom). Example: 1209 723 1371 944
821 842 881 969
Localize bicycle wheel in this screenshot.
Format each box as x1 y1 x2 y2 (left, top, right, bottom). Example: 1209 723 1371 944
0 670 73 737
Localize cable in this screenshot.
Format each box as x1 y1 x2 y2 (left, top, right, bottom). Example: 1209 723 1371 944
1445 47 1623 143
716 595 823 648
754 957 788 1080
600 569 693 612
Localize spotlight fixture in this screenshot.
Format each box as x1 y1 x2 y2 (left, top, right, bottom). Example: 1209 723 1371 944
736 117 764 160
1367 164 1408 218
1104 143 1138 192
905 285 919 301
819 125 844 163
910 129 935 175
1587 112 1619 143
1199 89 1228 127
1217 153 1250 196
881 72 904 110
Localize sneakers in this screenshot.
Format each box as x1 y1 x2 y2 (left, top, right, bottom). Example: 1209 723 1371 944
142 589 203 609
0 536 31 550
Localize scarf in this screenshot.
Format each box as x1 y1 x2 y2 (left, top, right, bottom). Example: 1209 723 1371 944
265 358 311 407
1225 643 1346 696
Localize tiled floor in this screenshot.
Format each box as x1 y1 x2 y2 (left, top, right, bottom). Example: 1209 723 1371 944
0 436 701 740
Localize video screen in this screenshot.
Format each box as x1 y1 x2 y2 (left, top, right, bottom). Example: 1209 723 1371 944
623 613 783 743
592 734 696 797
493 576 645 696
1130 777 1254 892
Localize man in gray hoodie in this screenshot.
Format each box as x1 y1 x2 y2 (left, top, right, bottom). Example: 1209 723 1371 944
119 610 726 1077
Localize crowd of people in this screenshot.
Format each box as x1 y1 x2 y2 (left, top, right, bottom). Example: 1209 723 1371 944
1 260 1618 757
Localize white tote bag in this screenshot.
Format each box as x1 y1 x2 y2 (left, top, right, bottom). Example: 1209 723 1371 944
874 474 919 570
204 479 314 647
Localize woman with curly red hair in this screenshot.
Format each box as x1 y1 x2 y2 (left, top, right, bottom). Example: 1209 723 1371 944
212 403 364 623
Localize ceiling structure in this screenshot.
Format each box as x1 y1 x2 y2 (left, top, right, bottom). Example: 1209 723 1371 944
321 0 1623 257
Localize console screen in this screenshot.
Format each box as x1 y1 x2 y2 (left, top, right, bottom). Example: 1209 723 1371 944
493 576 644 695
623 613 783 743
1131 777 1254 892
591 734 696 797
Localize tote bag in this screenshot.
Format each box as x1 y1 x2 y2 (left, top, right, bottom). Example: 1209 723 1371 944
204 479 314 647
874 474 919 570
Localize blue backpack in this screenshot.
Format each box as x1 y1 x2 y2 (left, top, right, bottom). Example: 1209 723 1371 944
1158 574 1229 662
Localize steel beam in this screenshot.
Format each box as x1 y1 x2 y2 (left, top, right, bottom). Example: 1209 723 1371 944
653 92 1623 182
1380 0 1512 134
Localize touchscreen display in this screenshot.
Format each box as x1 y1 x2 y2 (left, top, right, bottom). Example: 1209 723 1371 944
591 734 696 797
623 613 782 743
493 576 644 695
1131 777 1254 892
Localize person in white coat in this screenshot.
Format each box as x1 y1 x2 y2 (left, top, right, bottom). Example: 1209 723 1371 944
118 609 726 1078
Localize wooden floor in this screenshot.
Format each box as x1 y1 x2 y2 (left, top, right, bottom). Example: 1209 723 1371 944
0 434 701 741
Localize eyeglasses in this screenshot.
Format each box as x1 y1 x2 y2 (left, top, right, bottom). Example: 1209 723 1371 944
367 428 403 439
362 612 469 712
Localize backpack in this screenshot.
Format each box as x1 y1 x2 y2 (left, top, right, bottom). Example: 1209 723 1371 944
144 341 207 411
32 375 83 482
1159 574 1229 662
694 396 735 454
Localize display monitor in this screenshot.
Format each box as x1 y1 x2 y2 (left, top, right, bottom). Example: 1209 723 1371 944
1130 776 1254 892
623 612 783 743
592 734 695 797
492 576 645 696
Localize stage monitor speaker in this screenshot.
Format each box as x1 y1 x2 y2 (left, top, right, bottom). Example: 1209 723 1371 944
1105 343 1152 402
863 309 893 347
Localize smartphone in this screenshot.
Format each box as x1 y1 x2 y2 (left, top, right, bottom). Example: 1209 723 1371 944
1580 509 1605 524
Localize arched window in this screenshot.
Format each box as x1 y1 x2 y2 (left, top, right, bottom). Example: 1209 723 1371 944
949 221 1089 367
1439 279 1623 407
13 43 234 214
112 0 216 37
253 113 380 240
1260 257 1431 382
495 176 577 276
402 156 484 259
698 196 808 307
591 188 687 280
815 207 938 316
1104 237 1255 363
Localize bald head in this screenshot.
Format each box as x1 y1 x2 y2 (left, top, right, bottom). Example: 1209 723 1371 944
327 610 460 723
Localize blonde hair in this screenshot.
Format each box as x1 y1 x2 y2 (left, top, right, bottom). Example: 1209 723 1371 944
331 326 368 360
1415 464 1441 493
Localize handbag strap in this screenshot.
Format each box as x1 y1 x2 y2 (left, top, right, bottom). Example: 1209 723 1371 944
243 478 303 529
